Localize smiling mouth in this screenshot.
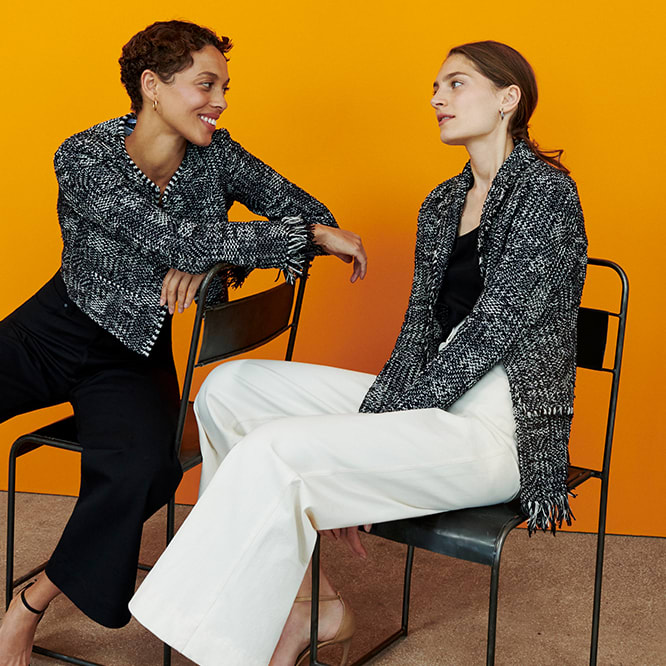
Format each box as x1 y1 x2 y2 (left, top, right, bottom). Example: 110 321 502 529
199 115 217 128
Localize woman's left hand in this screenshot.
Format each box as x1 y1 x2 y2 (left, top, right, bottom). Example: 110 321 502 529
160 269 206 314
319 525 372 559
311 225 368 283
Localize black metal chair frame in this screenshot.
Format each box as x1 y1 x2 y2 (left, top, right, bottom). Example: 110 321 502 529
5 261 310 666
307 257 628 666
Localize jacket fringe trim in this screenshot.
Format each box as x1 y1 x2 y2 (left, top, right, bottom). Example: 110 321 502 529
524 491 575 535
281 215 309 285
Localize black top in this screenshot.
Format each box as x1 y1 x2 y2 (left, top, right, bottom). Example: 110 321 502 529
435 226 483 339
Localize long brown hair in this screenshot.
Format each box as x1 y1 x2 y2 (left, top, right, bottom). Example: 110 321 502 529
448 40 569 175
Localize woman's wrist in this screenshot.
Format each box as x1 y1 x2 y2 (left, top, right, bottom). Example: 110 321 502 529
311 224 326 246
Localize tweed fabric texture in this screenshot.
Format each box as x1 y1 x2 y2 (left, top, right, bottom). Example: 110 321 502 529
360 142 588 532
54 115 336 356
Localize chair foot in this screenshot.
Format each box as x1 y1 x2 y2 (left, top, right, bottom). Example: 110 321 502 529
348 628 407 666
33 644 104 666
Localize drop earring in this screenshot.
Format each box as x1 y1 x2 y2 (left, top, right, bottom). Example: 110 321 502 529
499 109 505 121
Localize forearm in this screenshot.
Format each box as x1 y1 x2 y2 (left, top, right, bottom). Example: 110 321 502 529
222 132 338 234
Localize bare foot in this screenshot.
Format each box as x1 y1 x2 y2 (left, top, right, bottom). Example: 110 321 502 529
269 596 345 666
0 591 45 666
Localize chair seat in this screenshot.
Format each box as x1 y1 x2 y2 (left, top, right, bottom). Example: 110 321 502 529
29 415 78 441
568 464 596 489
13 407 202 470
13 416 79 457
370 464 598 567
370 501 525 566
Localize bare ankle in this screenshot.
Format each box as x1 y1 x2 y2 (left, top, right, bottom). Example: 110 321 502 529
22 573 60 612
19 584 48 617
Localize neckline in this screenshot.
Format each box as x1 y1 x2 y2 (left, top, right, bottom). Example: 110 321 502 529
458 140 535 191
117 114 186 203
457 225 479 240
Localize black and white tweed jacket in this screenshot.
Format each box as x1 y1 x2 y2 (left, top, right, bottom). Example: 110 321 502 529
54 114 336 356
360 142 588 532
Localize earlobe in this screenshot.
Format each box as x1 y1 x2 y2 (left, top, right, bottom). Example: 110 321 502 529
503 84 522 114
141 70 159 107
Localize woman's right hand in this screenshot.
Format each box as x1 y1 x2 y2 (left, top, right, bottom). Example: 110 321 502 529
160 268 206 314
312 225 367 283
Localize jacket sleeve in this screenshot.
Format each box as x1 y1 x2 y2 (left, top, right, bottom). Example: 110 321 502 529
219 132 337 256
394 178 586 411
54 134 330 275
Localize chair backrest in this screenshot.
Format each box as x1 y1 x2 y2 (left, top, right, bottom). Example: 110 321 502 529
574 257 629 482
197 280 297 366
173 262 310 451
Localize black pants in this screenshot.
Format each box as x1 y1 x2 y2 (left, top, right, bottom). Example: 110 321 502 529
0 272 183 627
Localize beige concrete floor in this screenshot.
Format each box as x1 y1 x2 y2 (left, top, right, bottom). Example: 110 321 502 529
1 492 664 665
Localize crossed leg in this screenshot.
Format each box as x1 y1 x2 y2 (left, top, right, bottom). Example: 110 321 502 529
131 359 519 666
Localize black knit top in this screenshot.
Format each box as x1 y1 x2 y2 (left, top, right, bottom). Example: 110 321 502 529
435 226 482 339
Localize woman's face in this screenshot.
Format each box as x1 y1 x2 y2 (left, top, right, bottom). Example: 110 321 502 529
149 45 230 147
430 54 506 146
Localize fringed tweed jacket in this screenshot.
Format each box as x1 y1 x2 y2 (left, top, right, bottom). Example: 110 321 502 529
360 142 588 533
54 114 336 356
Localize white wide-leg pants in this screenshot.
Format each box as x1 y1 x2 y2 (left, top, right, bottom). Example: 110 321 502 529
130 359 520 666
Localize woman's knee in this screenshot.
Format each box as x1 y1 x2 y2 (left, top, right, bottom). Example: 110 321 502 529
80 442 181 512
195 359 255 416
199 358 268 393
145 456 183 514
131 447 183 514
236 417 316 474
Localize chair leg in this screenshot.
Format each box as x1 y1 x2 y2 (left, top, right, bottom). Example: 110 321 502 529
486 557 501 666
347 544 414 666
3 445 45 606
32 645 104 666
166 496 176 545
308 534 327 665
163 641 172 666
6 445 18 610
590 477 610 665
162 497 177 666
400 545 414 633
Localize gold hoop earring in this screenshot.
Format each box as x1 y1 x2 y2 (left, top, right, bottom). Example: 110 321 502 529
153 98 158 111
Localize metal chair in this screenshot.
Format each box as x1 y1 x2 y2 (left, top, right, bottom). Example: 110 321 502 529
5 261 310 666
307 257 628 666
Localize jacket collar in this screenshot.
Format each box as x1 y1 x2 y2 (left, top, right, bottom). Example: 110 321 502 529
427 140 537 296
476 140 538 257
458 139 536 188
112 114 205 203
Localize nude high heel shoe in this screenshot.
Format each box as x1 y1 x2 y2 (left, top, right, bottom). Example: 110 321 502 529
294 592 356 666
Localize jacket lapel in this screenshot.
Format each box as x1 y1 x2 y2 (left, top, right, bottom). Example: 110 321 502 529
426 167 471 304
477 141 536 277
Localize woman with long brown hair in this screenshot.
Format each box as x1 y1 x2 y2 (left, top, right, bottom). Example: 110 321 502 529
130 40 587 666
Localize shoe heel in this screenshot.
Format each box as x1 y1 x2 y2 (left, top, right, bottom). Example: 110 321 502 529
340 637 352 666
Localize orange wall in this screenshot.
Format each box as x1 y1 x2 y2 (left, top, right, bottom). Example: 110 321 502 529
1 1 664 537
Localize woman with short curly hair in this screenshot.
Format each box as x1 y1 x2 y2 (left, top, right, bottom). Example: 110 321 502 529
0 19 365 664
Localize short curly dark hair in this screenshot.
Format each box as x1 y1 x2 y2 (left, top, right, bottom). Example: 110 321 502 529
119 20 232 113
